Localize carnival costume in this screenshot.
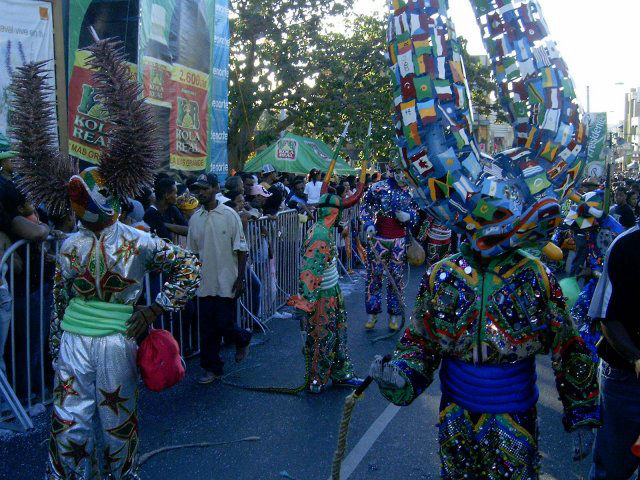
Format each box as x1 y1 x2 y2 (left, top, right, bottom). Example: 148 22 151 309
9 41 200 480
289 141 368 394
361 177 417 331
369 0 601 477
559 190 623 361
416 213 452 264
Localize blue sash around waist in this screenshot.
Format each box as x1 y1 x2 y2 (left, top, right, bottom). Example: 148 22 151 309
439 357 539 414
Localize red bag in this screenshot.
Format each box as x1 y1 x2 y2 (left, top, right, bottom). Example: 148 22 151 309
137 329 185 392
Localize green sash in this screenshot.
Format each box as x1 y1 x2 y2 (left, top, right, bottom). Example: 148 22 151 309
62 298 133 337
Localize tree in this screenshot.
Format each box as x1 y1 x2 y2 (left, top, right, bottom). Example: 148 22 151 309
458 36 508 124
284 14 395 168
228 5 507 172
228 0 353 171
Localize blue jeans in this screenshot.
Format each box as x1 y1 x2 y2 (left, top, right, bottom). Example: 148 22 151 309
0 285 11 375
590 361 640 480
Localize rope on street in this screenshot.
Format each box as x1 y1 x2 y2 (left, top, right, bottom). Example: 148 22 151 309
331 377 373 480
138 436 261 466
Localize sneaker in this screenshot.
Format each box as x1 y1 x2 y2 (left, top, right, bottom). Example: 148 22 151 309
388 315 401 331
308 382 323 394
365 314 378 330
332 376 365 388
235 343 250 363
197 371 222 384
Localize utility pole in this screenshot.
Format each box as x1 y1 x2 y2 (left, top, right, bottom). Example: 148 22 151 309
587 85 591 114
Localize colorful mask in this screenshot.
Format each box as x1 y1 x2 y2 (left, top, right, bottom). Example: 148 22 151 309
69 167 121 231
386 0 586 257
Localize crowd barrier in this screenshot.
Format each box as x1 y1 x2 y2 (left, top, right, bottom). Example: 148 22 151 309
0 207 360 428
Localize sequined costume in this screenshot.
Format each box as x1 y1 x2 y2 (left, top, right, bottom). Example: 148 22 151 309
380 245 600 478
361 178 417 316
289 180 366 393
560 190 623 361
8 41 200 480
417 213 452 264
47 222 199 479
371 0 601 476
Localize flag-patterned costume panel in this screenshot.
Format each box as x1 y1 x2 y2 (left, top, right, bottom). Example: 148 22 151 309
387 0 588 257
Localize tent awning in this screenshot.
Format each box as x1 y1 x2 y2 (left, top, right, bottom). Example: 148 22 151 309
244 132 356 175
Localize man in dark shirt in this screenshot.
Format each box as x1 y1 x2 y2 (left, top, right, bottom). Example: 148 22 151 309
609 188 636 230
588 225 640 479
143 178 188 240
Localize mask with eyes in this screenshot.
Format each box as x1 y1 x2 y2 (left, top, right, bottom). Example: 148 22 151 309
69 167 121 231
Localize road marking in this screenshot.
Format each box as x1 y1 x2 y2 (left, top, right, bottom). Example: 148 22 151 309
327 403 402 480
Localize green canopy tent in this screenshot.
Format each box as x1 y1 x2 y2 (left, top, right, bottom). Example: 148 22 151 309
244 132 356 176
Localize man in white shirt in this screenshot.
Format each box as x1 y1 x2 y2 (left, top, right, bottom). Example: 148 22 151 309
188 173 252 384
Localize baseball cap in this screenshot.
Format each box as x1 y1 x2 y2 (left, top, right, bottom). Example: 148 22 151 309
191 173 219 189
250 185 273 198
262 164 276 174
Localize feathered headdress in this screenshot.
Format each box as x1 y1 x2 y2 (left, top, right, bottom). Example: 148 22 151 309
9 38 160 216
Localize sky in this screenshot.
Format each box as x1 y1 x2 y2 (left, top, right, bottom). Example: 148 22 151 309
353 0 640 125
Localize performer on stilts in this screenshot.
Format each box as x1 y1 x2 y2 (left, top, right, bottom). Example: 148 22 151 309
361 168 417 332
368 1 601 477
289 124 368 394
10 40 200 480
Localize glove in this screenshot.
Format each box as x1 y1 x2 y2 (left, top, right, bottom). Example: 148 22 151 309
369 355 406 390
126 302 164 340
395 210 411 223
572 426 595 461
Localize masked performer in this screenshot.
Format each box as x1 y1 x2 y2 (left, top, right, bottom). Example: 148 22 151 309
361 171 417 331
368 1 601 478
560 190 623 361
288 130 368 393
10 41 200 480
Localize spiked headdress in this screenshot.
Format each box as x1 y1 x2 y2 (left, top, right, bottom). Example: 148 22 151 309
9 38 160 226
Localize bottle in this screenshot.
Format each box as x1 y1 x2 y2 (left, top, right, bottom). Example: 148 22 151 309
167 0 211 172
142 3 173 171
68 0 139 168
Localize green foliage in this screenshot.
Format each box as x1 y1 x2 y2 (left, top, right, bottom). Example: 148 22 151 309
228 3 506 172
458 36 508 124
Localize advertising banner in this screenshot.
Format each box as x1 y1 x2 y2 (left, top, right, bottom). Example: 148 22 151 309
0 0 56 140
67 0 138 165
210 0 229 178
139 0 214 172
67 0 228 174
584 112 608 178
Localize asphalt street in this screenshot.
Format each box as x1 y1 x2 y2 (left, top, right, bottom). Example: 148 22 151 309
1 265 593 480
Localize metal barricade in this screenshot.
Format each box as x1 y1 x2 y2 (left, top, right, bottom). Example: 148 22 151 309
0 209 305 424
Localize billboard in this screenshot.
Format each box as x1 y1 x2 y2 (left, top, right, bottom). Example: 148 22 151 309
67 0 230 176
0 0 56 141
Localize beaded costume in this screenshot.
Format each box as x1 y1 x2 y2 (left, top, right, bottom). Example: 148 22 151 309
370 0 602 477
380 244 600 478
361 178 417 318
417 213 452 263
289 175 366 393
9 40 200 479
560 190 623 361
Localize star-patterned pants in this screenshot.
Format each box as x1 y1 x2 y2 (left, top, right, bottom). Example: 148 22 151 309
366 236 406 316
47 332 139 480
